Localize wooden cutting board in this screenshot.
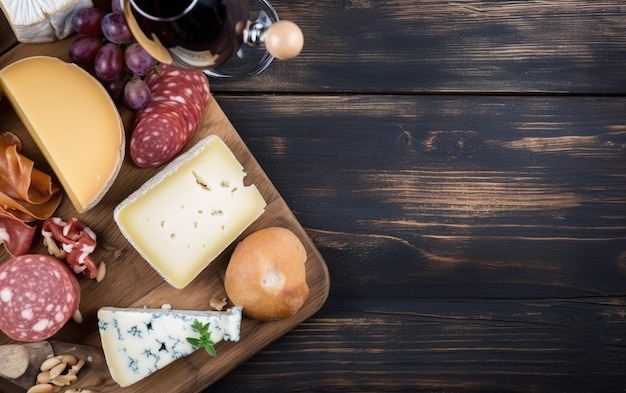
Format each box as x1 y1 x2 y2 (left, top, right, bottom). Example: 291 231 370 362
0 39 330 392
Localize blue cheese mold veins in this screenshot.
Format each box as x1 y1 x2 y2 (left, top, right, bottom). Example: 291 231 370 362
97 306 242 387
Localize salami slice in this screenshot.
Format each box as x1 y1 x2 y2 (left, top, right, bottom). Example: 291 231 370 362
151 91 201 137
130 113 187 168
133 103 187 136
0 254 80 342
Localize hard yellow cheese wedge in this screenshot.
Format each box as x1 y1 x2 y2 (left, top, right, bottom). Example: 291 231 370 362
115 135 267 289
0 56 125 213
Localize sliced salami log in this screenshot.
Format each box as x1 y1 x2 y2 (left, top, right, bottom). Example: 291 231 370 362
130 112 187 168
130 64 210 168
0 254 80 342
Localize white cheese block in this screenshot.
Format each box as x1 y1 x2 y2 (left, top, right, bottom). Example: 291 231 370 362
0 0 92 43
114 135 267 289
97 306 242 387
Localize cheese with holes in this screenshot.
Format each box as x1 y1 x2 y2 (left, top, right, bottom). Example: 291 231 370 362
98 306 242 387
114 135 266 289
0 0 92 43
0 56 125 213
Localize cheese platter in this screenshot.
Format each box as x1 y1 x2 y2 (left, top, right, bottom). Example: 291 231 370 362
0 37 330 392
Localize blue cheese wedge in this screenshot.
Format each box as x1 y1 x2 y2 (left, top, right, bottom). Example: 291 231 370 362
114 135 266 289
97 306 242 387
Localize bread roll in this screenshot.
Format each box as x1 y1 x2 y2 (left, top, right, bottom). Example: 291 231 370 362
224 227 309 321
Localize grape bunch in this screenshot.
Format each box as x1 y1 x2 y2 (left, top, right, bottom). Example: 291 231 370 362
68 1 155 110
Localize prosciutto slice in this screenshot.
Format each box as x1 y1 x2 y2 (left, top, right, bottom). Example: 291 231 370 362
0 132 61 207
0 132 62 256
0 213 36 257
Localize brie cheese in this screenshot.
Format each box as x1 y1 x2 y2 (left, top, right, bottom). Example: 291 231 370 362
0 0 92 43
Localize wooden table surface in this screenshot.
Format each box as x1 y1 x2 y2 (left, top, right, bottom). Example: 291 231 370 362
1 1 626 392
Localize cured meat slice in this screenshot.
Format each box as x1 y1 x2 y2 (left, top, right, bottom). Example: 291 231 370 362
148 75 205 138
0 132 62 209
0 214 36 256
152 65 210 103
131 64 210 168
0 131 62 224
151 91 202 138
0 254 80 342
147 65 208 122
130 113 187 168
41 217 98 279
0 132 62 256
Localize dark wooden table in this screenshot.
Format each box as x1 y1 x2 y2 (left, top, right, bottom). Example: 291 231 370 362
1 1 626 392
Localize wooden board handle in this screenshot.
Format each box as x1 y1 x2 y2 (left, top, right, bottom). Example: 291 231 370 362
0 341 53 389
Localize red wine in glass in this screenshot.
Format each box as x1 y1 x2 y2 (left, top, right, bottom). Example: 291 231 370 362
125 0 303 78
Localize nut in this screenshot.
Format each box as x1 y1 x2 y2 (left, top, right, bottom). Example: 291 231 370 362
210 296 227 311
26 384 54 393
96 261 106 282
36 371 51 384
68 358 86 375
51 374 77 386
31 353 89 393
43 236 66 259
39 357 61 372
73 308 83 324
55 354 78 366
65 390 97 393
48 362 66 380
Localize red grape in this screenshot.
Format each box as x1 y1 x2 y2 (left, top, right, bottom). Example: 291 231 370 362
72 7 105 37
103 78 126 102
111 0 124 14
69 36 103 64
68 5 161 113
125 43 156 76
124 79 151 110
101 13 132 45
94 43 125 81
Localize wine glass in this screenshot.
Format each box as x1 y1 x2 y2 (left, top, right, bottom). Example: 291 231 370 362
124 0 303 79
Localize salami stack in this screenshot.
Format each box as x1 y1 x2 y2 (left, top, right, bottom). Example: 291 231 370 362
0 255 80 342
130 65 211 168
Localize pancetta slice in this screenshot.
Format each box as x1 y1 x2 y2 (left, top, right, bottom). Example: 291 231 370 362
0 132 62 255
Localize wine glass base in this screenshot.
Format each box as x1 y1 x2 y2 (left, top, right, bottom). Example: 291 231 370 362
204 0 279 80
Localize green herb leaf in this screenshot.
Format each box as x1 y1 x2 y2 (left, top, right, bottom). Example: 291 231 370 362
187 319 217 356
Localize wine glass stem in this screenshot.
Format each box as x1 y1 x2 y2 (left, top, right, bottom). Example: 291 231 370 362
242 0 279 47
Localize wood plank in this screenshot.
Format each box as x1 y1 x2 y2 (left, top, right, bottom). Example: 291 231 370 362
213 0 626 94
0 8 16 55
209 299 626 392
1 1 624 94
215 94 626 298
199 94 626 392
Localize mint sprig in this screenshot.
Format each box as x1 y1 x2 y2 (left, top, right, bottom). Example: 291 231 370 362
187 319 217 356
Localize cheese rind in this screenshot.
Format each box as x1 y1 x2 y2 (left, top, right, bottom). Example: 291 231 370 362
97 306 242 387
114 135 266 289
0 0 93 43
0 56 125 213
